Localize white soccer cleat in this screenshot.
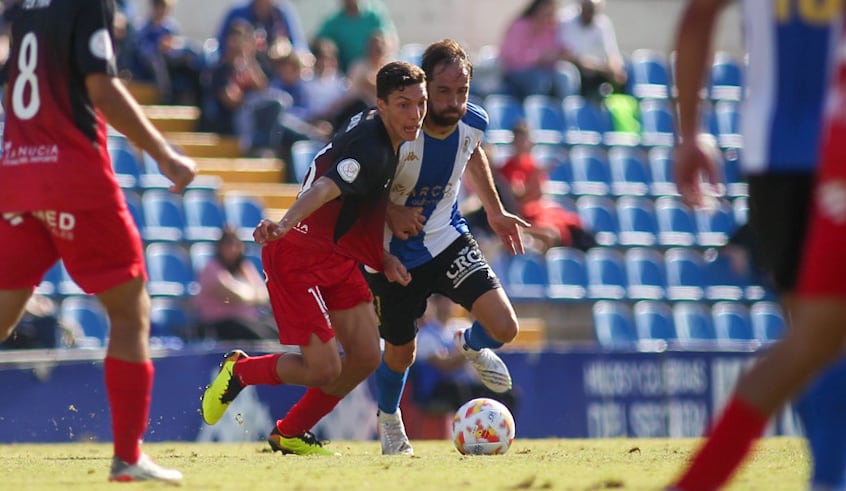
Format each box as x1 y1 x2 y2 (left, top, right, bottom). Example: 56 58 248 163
108 453 183 483
454 328 513 393
378 409 414 455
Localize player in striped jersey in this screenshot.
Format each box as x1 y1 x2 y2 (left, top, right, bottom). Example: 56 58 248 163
367 39 530 455
670 1 845 489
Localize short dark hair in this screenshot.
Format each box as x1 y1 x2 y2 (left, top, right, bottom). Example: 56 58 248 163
376 61 426 101
421 39 473 81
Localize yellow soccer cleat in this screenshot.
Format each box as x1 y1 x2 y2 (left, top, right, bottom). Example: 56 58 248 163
267 426 340 456
201 350 247 425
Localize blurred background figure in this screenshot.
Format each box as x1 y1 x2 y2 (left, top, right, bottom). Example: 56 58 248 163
315 0 398 74
498 0 571 100
410 294 518 417
301 38 354 135
133 0 204 105
194 228 275 341
558 0 626 98
216 0 309 74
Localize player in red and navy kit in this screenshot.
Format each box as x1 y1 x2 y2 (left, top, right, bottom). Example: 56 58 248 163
201 61 427 455
670 1 846 489
0 0 195 483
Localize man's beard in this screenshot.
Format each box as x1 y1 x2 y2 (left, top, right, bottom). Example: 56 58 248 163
429 108 464 127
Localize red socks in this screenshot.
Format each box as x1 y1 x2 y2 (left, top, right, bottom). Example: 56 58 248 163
674 395 768 491
277 387 342 437
233 354 283 386
104 357 153 464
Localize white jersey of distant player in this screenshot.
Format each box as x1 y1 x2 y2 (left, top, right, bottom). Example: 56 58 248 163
386 102 488 269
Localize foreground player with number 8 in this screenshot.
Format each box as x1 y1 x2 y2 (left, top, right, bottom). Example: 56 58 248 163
201 61 427 456
0 0 196 483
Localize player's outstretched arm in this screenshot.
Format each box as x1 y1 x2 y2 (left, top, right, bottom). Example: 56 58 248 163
253 176 342 245
85 74 196 192
465 146 531 255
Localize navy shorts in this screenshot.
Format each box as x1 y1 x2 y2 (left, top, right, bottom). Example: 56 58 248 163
366 234 501 346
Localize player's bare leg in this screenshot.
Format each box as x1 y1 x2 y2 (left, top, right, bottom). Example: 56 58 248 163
97 276 182 482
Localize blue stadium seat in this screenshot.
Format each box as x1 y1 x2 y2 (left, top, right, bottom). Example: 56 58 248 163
715 100 742 149
664 248 705 301
545 159 573 196
145 243 195 297
60 296 110 347
695 199 735 246
608 146 651 196
593 301 638 347
290 139 324 184
58 261 85 296
586 248 627 300
647 146 679 196
633 300 676 342
244 242 264 274
630 49 671 99
189 241 216 276
655 196 696 247
470 45 503 98
150 297 191 338
709 51 743 102
483 94 525 143
721 148 748 197
639 99 675 147
122 189 145 232
750 301 786 342
141 189 186 242
711 301 753 342
703 249 750 301
35 261 62 296
224 193 266 241
616 196 658 247
673 301 716 346
556 60 582 97
183 190 225 242
562 95 613 146
109 146 141 189
569 145 611 195
523 95 565 144
503 251 547 300
733 196 749 226
625 247 666 300
545 247 587 300
576 195 618 246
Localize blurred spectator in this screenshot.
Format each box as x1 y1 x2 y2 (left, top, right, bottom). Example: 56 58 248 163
0 294 60 350
410 294 518 417
315 0 398 74
199 21 268 136
112 2 137 79
133 0 204 105
333 31 392 128
301 38 354 132
558 0 627 98
216 0 309 73
498 0 571 100
194 228 276 341
498 122 596 252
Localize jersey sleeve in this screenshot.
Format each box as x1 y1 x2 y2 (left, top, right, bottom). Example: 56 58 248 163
73 0 117 77
324 132 390 197
464 102 490 132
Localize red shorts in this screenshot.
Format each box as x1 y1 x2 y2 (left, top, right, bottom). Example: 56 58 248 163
262 236 372 346
0 202 145 294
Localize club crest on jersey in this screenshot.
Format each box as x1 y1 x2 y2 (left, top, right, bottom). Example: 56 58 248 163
337 158 361 183
89 28 114 61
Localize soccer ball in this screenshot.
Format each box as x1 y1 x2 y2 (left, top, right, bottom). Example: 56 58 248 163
452 398 515 455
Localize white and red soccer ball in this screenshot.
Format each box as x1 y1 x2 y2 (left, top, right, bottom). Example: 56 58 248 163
452 398 516 455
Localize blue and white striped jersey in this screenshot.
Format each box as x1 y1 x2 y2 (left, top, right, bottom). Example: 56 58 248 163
740 0 841 174
386 102 488 268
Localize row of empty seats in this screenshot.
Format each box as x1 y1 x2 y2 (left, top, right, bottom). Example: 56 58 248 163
483 94 741 149
122 188 265 243
500 246 771 303
593 300 784 349
37 242 263 299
